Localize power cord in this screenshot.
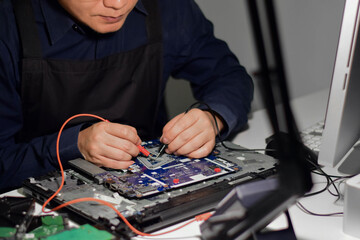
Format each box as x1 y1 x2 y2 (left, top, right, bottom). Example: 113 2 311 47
295 158 354 217
296 201 343 217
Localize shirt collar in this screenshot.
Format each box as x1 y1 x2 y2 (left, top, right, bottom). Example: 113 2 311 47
40 0 148 45
136 0 148 15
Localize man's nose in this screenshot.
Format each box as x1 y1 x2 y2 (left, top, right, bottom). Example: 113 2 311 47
103 0 127 10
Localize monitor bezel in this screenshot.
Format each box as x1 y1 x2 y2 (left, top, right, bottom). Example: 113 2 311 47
318 0 360 174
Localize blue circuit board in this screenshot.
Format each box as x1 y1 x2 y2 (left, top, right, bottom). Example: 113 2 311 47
95 140 241 198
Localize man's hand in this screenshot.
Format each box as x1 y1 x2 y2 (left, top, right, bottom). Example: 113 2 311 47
78 122 141 169
160 108 224 158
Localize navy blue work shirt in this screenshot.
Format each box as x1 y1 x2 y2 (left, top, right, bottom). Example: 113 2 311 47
0 0 253 191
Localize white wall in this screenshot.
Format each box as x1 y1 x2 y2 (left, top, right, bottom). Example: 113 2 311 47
165 0 345 116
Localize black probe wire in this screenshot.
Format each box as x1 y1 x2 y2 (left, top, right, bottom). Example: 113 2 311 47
326 177 349 202
312 171 355 179
308 162 353 200
296 159 356 217
296 201 343 217
307 159 354 199
304 159 341 198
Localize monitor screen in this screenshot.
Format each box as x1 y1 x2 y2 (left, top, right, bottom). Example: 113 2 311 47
318 0 360 175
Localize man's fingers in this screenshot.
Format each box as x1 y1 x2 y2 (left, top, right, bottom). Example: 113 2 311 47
105 122 141 145
161 109 220 159
186 141 215 159
162 113 183 133
161 113 184 143
166 126 202 154
105 137 140 157
78 121 141 169
83 141 136 169
172 132 214 156
161 110 199 143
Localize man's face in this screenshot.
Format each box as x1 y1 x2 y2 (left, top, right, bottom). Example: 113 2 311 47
58 0 138 34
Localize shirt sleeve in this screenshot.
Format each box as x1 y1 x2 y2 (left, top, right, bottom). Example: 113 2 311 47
161 0 254 139
0 40 83 192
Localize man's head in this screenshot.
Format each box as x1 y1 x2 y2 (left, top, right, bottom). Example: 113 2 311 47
58 0 138 34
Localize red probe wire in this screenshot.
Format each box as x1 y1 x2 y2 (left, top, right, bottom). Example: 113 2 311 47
137 145 150 157
41 113 212 237
105 119 150 157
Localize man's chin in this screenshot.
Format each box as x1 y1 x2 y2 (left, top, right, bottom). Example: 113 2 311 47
90 23 124 34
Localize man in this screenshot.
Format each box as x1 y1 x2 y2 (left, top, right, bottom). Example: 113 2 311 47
0 0 253 191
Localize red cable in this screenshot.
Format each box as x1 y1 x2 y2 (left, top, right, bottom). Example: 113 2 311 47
41 113 212 236
42 113 106 214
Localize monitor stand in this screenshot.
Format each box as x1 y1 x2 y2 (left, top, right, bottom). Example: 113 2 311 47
338 138 360 175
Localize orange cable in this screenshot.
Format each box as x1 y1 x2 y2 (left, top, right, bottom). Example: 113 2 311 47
42 113 106 214
41 113 211 237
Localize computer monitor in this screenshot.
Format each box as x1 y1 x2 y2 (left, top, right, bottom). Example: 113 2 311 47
318 0 360 175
